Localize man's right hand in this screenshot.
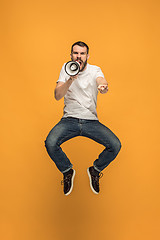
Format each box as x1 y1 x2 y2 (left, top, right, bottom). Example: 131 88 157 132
69 74 78 82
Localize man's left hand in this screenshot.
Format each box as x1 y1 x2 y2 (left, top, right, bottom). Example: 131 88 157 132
98 84 108 94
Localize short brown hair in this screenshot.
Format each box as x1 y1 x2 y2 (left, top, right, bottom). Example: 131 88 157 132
71 41 89 54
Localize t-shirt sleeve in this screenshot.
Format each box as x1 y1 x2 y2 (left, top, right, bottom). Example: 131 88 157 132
95 67 105 79
56 63 70 83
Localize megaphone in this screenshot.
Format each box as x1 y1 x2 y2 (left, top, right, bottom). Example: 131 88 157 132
65 61 80 76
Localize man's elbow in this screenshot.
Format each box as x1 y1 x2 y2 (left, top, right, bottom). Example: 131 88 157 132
55 95 60 101
54 94 61 101
54 90 61 101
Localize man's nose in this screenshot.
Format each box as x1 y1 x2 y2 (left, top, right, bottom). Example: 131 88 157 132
77 53 81 58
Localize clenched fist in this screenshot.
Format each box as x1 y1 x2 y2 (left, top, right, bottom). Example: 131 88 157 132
98 84 108 94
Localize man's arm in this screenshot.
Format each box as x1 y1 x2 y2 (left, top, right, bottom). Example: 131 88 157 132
54 75 77 101
96 77 108 94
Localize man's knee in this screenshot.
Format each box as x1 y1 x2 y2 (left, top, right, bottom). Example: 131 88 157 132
44 135 57 149
113 138 121 154
107 137 121 154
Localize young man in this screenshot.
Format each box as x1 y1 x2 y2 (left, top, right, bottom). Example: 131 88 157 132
45 41 121 195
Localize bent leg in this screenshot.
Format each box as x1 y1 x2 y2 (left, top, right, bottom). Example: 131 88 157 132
44 118 80 173
82 120 121 172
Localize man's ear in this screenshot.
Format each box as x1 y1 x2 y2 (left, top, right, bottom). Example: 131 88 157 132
87 54 90 60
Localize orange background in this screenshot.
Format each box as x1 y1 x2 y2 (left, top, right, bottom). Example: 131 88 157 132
1 0 160 239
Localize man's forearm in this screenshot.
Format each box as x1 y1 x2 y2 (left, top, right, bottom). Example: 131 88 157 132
54 78 74 101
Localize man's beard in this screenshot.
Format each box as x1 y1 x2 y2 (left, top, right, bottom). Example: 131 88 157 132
79 59 87 72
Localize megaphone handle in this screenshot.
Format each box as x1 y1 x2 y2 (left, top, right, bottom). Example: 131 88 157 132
69 75 78 81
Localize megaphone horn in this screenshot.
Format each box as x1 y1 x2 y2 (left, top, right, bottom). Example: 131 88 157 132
65 61 80 76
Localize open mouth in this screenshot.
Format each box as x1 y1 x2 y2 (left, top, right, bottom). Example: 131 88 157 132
76 60 82 65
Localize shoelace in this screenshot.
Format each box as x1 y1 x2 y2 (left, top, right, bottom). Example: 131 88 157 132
91 172 103 185
99 172 103 179
61 174 72 185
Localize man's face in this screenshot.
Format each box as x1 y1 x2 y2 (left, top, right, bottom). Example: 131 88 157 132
70 45 89 72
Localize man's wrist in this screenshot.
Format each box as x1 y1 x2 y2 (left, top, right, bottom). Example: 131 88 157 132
67 77 74 85
68 76 75 82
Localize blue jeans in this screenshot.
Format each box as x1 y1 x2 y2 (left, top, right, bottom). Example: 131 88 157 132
44 117 121 173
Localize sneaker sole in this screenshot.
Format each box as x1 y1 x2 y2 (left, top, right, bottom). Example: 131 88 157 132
65 169 76 196
87 168 99 194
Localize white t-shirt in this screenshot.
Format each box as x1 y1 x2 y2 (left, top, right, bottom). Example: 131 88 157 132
57 63 105 120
